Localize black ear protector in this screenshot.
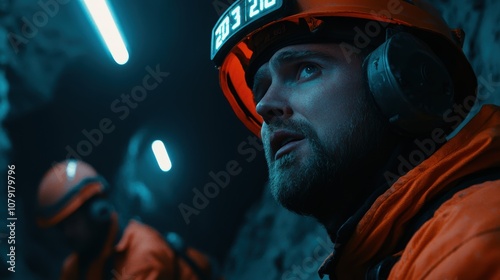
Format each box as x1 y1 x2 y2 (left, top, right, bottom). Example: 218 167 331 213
363 31 454 135
87 197 114 224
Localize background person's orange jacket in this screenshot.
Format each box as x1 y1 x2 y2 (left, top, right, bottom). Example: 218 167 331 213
61 216 213 280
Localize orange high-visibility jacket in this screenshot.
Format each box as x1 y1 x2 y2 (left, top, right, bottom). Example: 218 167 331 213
321 105 500 279
61 216 213 280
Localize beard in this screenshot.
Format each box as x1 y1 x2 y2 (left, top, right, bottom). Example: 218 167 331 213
264 94 388 222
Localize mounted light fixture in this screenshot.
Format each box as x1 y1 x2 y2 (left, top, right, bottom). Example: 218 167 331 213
81 0 129 65
152 140 172 172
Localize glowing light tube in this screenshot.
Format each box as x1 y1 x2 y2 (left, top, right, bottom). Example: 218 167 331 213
81 0 129 64
152 140 172 172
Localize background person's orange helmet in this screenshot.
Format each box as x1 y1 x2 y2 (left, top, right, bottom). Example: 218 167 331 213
211 0 477 136
37 159 108 228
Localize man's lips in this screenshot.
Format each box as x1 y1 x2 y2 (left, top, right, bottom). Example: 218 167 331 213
270 130 305 160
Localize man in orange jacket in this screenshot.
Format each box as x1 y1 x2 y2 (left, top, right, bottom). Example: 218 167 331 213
37 159 217 280
210 0 500 279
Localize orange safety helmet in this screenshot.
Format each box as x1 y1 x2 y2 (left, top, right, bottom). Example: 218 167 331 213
37 159 108 228
211 0 477 136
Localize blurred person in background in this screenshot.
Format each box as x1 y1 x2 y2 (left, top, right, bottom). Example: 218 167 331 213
36 159 220 280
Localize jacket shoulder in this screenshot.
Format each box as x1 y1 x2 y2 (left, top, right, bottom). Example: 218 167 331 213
391 179 500 279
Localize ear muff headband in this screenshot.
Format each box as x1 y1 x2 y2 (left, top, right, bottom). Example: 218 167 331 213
364 31 454 135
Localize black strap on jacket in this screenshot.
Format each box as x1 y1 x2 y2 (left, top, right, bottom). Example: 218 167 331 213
366 167 500 280
164 232 215 280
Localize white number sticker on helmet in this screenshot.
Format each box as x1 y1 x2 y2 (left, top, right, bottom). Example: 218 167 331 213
211 0 283 61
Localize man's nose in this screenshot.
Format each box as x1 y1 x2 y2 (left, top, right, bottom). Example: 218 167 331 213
255 84 293 124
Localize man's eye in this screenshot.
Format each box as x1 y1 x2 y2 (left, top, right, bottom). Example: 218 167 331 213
297 63 320 80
